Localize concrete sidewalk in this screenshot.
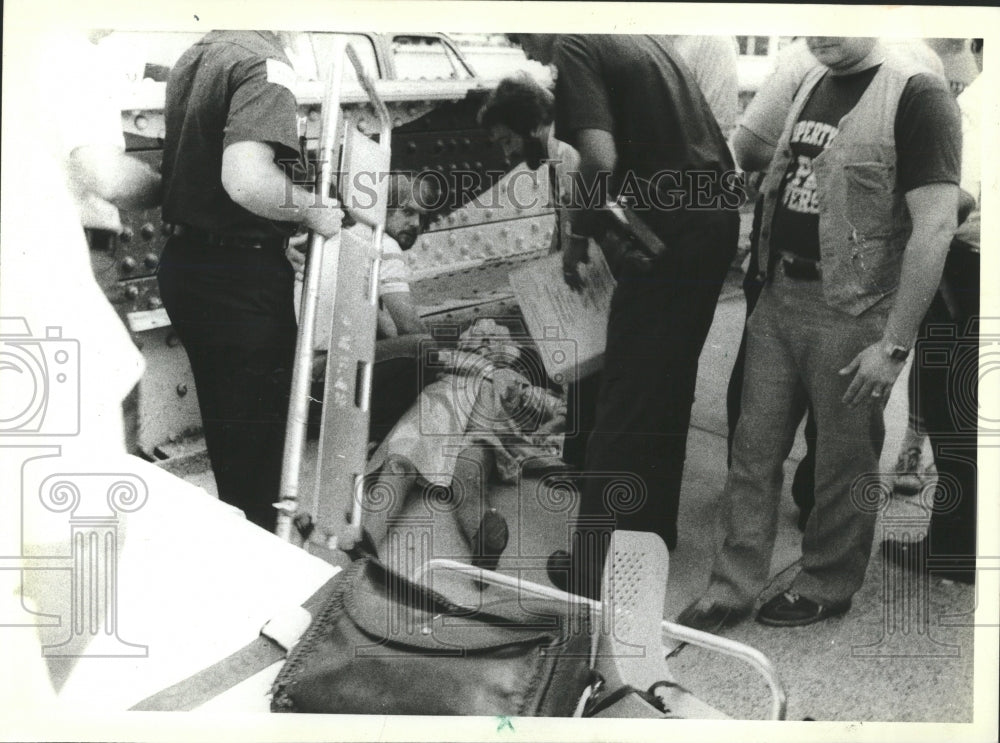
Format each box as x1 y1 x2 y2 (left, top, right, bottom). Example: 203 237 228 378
183 266 977 722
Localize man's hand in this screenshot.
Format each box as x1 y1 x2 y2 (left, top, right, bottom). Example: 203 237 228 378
285 232 309 280
838 342 905 407
562 235 589 291
303 196 342 239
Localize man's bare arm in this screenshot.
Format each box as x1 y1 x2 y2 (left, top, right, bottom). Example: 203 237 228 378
839 182 957 406
68 144 162 210
221 141 340 237
382 292 428 336
731 126 777 173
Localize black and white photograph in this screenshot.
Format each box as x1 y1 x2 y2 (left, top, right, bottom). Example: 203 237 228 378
1 2 997 741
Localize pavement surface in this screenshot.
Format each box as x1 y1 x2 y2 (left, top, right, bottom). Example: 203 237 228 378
182 264 978 723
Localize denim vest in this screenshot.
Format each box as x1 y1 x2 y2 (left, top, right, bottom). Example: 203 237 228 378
757 59 921 316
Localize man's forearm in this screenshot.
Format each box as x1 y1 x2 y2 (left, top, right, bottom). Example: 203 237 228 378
881 227 952 348
566 128 618 239
112 155 162 210
69 145 162 211
229 161 316 224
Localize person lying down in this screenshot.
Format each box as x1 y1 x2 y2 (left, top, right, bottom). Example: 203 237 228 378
362 319 567 571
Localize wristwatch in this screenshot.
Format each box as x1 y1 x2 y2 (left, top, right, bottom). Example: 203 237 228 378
882 341 911 363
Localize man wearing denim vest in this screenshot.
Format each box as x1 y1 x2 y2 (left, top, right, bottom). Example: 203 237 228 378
679 38 961 629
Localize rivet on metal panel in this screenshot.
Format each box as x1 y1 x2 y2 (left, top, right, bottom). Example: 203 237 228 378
530 222 540 233
474 161 483 171
448 234 457 245
124 285 139 299
176 383 188 397
140 223 156 240
119 228 134 244
461 138 471 149
161 222 173 235
407 141 417 154
121 257 137 271
308 108 321 121
484 210 493 219
166 332 181 348
434 139 445 153
148 295 162 309
144 253 159 269
134 115 148 131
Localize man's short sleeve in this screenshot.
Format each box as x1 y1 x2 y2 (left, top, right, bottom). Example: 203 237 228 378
895 73 962 192
378 234 411 295
223 55 301 162
740 42 819 146
552 36 614 144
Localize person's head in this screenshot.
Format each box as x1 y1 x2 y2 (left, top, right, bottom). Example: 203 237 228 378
384 172 439 250
506 34 559 66
806 37 879 74
478 74 555 169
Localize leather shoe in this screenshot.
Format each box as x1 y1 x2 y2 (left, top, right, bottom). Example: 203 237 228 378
756 590 850 627
675 599 751 633
881 537 975 585
470 508 509 573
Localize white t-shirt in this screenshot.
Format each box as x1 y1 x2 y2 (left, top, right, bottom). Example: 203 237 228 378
667 35 740 136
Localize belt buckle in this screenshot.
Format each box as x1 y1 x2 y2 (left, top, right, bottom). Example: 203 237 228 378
781 255 820 281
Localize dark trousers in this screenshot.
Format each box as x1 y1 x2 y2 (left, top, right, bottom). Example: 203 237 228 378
157 236 297 532
563 370 602 471
916 247 979 579
567 210 739 598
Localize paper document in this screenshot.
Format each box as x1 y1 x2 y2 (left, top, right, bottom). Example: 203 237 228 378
508 245 615 384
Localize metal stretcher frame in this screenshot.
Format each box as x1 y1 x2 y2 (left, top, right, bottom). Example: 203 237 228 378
276 41 393 546
413 558 788 721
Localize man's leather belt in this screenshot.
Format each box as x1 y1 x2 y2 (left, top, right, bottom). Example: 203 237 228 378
166 223 285 251
780 253 822 281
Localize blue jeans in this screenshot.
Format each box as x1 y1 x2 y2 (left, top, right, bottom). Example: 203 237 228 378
706 265 889 607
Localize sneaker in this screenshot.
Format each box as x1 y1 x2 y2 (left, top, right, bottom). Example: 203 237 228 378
756 590 851 627
892 447 925 496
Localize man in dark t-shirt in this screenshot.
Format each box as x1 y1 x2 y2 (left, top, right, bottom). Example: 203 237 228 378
679 38 961 631
158 31 340 531
510 34 741 598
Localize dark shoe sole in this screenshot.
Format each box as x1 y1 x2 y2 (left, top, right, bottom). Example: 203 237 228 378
676 603 752 634
756 601 850 628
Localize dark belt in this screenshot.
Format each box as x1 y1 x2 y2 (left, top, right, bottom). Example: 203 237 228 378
780 252 822 281
166 223 287 251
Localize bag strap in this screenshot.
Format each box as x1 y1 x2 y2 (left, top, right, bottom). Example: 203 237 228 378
130 572 343 712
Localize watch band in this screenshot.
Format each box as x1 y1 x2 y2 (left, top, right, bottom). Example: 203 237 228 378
882 341 910 362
